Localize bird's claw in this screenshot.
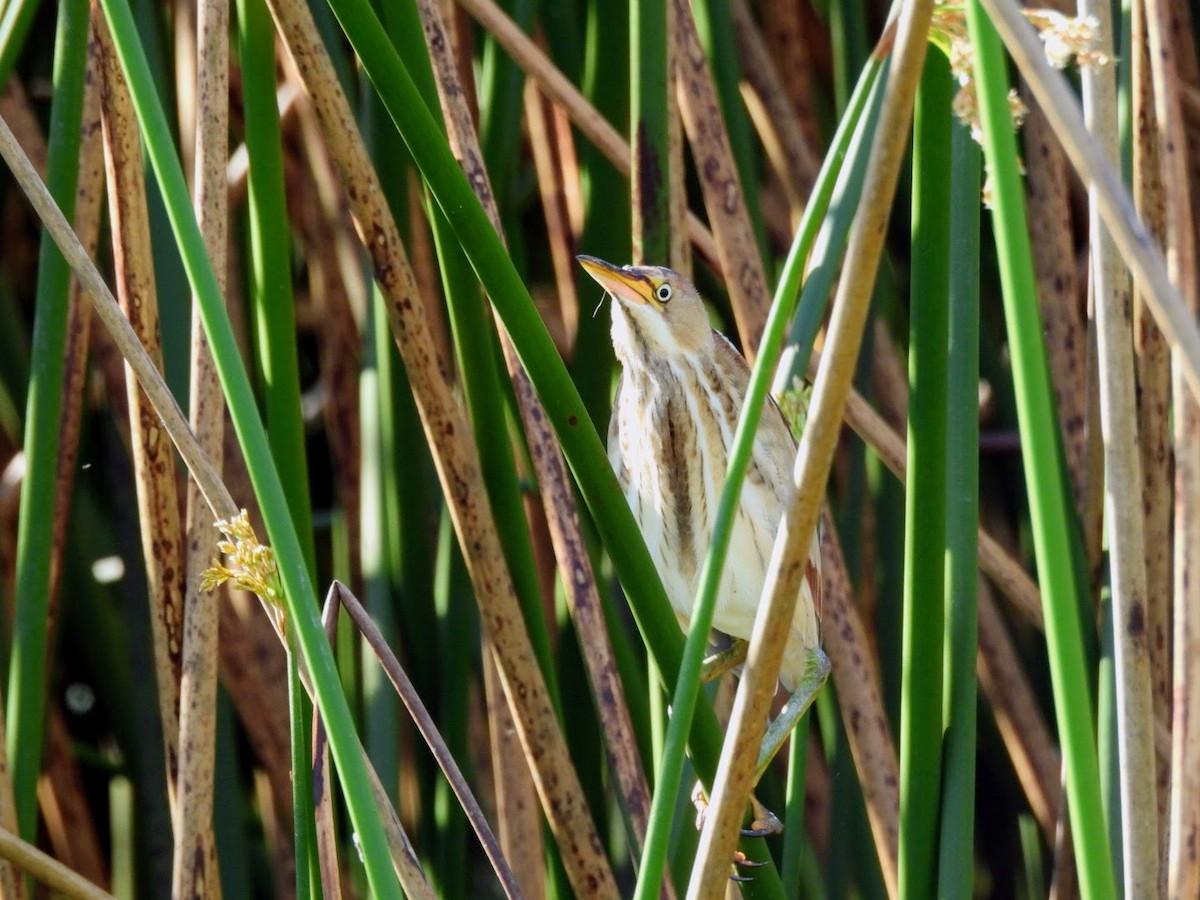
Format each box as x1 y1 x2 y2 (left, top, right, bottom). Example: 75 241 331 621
730 851 767 882
743 798 784 837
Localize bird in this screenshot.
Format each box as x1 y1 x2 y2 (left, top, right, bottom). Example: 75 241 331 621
577 254 827 814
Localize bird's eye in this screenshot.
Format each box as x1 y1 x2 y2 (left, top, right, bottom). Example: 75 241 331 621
655 283 673 303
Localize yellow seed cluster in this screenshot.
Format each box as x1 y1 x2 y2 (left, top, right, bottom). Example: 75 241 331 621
200 510 284 610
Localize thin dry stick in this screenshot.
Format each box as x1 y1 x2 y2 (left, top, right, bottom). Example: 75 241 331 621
980 0 1200 406
1079 1 1160 892
96 13 185 789
415 0 655 886
312 588 344 900
333 582 524 900
173 0 229 888
687 5 933 894
819 511 899 899
262 0 617 892
673 0 769 352
1142 0 1200 893
1130 0 1174 836
453 0 720 272
0 826 115 900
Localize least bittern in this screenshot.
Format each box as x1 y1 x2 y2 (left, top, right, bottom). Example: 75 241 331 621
578 254 829 839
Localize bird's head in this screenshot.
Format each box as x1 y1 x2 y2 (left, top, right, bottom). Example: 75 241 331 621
577 255 712 363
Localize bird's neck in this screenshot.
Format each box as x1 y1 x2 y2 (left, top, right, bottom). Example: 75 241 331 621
609 304 714 372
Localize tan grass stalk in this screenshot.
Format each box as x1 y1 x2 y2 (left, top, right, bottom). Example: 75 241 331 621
1130 0 1174 837
0 825 115 900
262 0 617 891
688 5 933 893
173 0 230 888
1079 1 1160 892
672 0 769 351
820 511 899 899
96 13 185 791
1140 0 1200 893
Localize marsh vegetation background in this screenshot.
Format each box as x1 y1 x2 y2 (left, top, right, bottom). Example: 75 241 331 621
0 0 1197 897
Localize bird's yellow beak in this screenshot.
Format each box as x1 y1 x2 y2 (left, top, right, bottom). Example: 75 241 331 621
577 255 655 306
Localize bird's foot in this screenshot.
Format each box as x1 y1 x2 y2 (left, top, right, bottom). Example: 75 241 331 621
753 648 831 783
701 638 748 683
730 850 769 882
692 782 783 837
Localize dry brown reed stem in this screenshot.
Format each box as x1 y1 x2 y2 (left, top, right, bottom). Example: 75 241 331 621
263 0 617 892
0 825 116 900
1142 0 1200 893
673 0 768 352
96 14 186 790
1130 0 1174 836
49 55 106 620
1079 1 1160 891
688 5 933 893
819 511 899 899
415 0 660 884
976 580 1062 840
173 0 229 889
311 713 342 900
1020 97 1093 522
481 651 543 900
454 0 721 273
729 0 820 212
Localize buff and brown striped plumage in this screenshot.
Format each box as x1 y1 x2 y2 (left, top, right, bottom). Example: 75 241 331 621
578 255 821 692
